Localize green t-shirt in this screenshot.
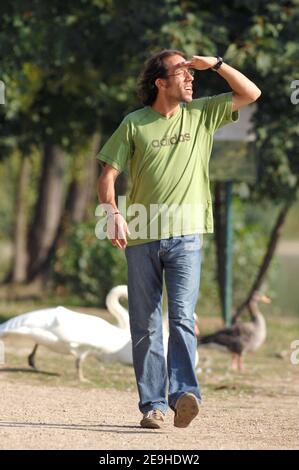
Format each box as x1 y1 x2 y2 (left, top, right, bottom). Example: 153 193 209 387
97 92 238 246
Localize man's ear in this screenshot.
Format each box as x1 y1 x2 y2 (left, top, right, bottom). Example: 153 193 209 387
155 78 166 90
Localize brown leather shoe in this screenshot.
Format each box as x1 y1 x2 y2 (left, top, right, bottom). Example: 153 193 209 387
140 409 165 429
174 393 200 428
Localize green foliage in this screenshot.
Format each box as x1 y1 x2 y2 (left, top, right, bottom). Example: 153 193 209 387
1 0 298 198
231 199 279 306
199 197 280 315
53 221 127 305
0 153 18 240
198 234 220 314
281 200 299 239
0 0 298 311
0 148 42 238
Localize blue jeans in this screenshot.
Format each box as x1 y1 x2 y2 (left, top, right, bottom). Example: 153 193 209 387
125 234 202 414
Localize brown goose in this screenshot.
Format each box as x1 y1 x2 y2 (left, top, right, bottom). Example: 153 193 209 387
198 291 271 371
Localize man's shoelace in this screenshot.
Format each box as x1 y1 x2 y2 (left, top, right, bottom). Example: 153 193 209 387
145 410 163 419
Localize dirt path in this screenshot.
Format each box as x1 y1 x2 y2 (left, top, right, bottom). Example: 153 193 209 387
0 381 298 450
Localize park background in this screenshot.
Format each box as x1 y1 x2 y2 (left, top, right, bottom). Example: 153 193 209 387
0 0 298 450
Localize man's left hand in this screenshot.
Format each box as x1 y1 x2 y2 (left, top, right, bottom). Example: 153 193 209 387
189 56 218 70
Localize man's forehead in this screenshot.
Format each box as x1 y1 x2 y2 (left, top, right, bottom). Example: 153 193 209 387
164 55 187 69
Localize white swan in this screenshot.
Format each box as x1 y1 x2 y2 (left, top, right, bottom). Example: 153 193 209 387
0 290 132 381
0 285 199 380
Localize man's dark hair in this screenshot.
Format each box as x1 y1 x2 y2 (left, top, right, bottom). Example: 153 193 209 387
137 49 186 106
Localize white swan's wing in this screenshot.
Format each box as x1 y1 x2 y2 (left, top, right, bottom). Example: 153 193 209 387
0 309 72 353
0 308 58 335
0 306 131 356
51 307 131 354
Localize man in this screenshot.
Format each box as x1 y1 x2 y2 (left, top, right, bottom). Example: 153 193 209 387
97 50 261 429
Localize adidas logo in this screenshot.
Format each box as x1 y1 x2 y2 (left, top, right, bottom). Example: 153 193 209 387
151 132 191 148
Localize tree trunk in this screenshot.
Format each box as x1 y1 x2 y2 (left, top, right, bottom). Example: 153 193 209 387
66 132 101 223
232 201 293 322
214 182 226 312
36 133 102 283
27 143 66 280
12 156 30 282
